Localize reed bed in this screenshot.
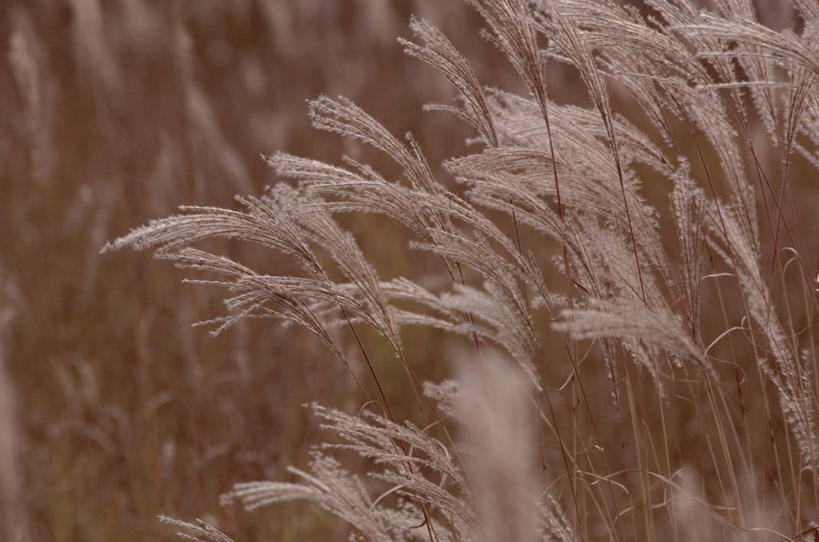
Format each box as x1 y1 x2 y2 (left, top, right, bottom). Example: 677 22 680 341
9 0 819 540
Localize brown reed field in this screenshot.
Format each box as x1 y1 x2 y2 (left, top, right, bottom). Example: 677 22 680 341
4 1 819 540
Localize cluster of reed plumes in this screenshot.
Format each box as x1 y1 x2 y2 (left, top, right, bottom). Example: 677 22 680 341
107 0 819 540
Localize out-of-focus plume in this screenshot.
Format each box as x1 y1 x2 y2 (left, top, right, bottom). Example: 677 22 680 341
69 0 122 92
8 12 54 185
0 302 25 542
456 353 544 542
671 469 717 542
185 84 252 195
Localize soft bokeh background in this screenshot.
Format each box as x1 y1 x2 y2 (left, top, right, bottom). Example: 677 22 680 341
0 1 503 540
2 1 817 541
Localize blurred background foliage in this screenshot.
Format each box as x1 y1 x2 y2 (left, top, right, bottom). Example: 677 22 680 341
0 1 502 540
